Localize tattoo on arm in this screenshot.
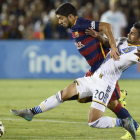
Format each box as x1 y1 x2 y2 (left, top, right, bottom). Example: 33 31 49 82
97 35 110 48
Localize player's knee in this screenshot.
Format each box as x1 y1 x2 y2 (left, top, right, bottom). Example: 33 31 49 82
61 90 68 101
107 100 118 110
56 91 63 102
88 119 99 128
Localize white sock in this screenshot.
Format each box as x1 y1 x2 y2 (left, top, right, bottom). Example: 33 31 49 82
32 91 63 114
89 116 116 128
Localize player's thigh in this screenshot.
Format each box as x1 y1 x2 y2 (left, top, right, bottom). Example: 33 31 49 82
62 77 93 101
88 107 104 123
61 83 77 101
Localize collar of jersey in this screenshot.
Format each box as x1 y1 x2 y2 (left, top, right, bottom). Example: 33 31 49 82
71 16 79 28
128 43 140 46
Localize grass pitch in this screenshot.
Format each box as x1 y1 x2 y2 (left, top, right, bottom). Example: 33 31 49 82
0 79 140 140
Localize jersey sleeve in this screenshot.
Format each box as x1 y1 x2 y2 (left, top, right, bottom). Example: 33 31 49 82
77 18 99 32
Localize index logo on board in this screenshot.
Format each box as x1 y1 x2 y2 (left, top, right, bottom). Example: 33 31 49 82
22 45 89 74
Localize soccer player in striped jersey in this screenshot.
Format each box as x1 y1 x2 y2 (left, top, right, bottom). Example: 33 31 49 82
55 2 139 137
10 21 140 140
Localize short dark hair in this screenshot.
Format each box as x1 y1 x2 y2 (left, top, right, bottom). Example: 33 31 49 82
55 2 77 17
133 22 140 37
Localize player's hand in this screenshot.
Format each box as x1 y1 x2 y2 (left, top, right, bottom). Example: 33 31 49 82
110 47 120 60
85 28 99 37
134 48 140 57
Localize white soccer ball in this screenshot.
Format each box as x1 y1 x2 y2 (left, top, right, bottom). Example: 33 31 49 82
0 121 4 137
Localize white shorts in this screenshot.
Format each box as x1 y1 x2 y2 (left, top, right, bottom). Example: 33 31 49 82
75 76 115 112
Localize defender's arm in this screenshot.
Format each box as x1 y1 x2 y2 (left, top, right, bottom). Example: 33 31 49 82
85 28 110 48
98 22 120 60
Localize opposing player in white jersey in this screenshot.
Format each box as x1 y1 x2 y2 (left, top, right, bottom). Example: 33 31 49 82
10 22 140 140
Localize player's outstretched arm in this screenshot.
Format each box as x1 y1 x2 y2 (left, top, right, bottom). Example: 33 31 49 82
85 28 110 48
98 22 120 60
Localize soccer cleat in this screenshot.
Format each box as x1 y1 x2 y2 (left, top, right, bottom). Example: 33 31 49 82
137 126 140 135
118 90 128 107
121 130 132 139
121 126 140 139
10 108 34 121
122 117 137 140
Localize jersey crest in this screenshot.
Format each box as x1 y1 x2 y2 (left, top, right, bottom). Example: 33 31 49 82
122 47 135 53
75 31 79 38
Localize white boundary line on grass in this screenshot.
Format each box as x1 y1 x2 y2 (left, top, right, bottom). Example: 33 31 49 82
1 118 87 124
6 135 117 139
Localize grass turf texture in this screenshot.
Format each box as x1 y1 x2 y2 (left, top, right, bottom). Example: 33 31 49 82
0 79 140 140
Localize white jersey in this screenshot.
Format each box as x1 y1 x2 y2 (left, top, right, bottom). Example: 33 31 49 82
75 37 140 112
93 37 140 85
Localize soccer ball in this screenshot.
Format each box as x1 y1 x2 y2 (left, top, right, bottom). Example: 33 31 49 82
0 121 4 137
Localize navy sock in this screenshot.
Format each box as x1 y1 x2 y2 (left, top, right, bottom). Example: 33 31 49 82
116 107 139 130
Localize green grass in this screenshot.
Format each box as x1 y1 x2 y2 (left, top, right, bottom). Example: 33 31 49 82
0 79 140 140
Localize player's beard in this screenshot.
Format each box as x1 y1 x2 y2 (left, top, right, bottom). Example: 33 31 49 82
65 21 71 29
127 38 138 45
127 38 131 43
64 18 72 29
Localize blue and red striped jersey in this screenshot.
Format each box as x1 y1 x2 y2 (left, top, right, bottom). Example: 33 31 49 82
70 17 109 73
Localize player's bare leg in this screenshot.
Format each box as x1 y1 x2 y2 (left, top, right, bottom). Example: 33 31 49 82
61 83 78 101
82 97 139 137
88 107 136 140
10 82 78 121
88 107 103 123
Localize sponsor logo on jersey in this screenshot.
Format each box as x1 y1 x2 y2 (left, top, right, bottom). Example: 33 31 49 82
74 41 85 49
75 31 79 38
91 21 95 29
122 47 135 53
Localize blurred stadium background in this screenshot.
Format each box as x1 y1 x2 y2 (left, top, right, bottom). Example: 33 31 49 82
0 0 140 139
0 0 140 79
